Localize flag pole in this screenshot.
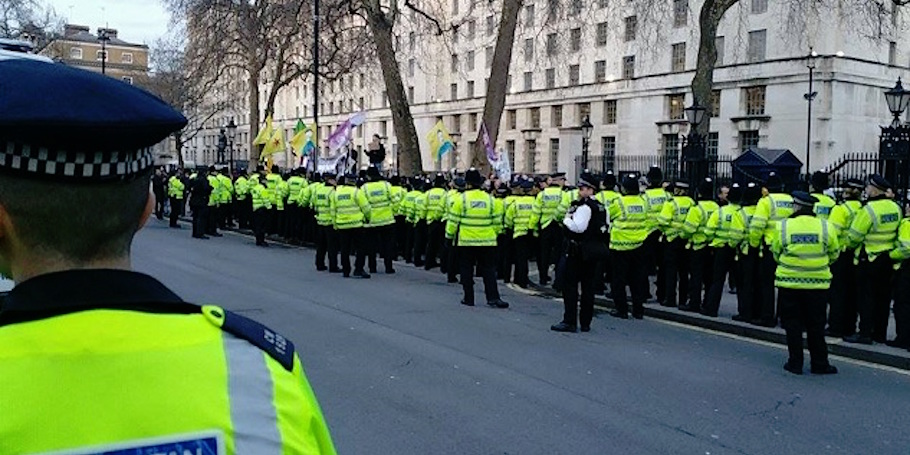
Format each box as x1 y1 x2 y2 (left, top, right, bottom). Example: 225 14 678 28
312 0 320 174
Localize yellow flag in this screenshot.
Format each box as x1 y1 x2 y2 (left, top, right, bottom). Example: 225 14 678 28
261 128 286 157
426 120 454 162
253 115 274 146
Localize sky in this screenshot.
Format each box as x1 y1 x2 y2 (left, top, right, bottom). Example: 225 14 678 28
44 0 172 45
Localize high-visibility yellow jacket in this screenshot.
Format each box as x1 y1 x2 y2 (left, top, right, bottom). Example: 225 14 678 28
276 179 290 210
705 203 745 249
402 190 421 223
530 187 565 230
506 195 535 238
266 174 283 207
167 175 184 199
331 185 369 230
847 197 902 261
829 199 862 248
771 215 840 289
234 176 249 201
362 181 395 227
657 195 695 242
286 176 306 206
312 183 335 227
610 195 649 251
644 188 669 233
216 174 233 205
251 182 273 211
207 174 220 207
296 181 312 208
413 191 428 223
446 189 501 247
749 193 794 247
739 205 758 253
556 188 577 218
596 189 621 222
812 193 836 220
0 271 335 455
425 187 448 222
682 200 719 249
889 218 910 263
444 189 460 221
390 185 406 216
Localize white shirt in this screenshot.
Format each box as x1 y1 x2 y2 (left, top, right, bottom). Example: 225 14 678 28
563 203 592 234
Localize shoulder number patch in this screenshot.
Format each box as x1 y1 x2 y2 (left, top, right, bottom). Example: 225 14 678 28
37 431 225 455
202 305 296 372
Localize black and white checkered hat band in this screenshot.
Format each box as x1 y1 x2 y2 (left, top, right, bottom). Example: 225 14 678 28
1 141 154 180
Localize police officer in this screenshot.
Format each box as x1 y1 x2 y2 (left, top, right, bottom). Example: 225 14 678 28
313 174 341 272
532 172 568 286
445 177 467 284
506 179 536 288
733 182 762 322
424 173 448 270
250 174 273 247
189 168 212 239
810 171 836 219
167 169 186 228
205 166 223 237
703 183 745 317
658 180 695 308
610 173 651 319
772 191 839 375
844 174 902 344
682 178 719 312
826 178 864 337
748 172 793 327
362 166 396 274
551 173 607 333
0 58 335 453
643 166 669 300
332 174 371 278
446 168 509 308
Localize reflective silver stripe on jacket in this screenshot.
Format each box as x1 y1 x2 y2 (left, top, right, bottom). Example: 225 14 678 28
224 334 283 453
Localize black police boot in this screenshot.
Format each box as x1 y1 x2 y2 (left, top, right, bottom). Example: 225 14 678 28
487 299 509 309
460 299 475 307
609 309 629 319
783 362 803 375
843 334 874 345
810 364 838 375
550 322 577 333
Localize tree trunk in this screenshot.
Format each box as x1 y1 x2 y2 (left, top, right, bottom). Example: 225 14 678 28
471 0 523 174
175 132 185 168
248 72 261 169
690 0 737 137
365 5 422 176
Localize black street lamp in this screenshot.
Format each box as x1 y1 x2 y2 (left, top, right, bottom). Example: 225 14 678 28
226 119 237 174
880 77 910 202
682 104 707 184
580 115 593 170
97 28 110 75
217 128 227 164
804 47 819 175
884 77 910 127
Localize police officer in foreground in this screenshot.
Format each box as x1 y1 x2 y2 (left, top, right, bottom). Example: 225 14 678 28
609 173 651 320
0 59 334 452
771 191 839 375
551 173 607 333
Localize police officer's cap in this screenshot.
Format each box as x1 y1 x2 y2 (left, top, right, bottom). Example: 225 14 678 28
366 166 382 180
454 177 466 189
791 190 818 207
621 173 639 193
0 59 186 182
465 168 484 185
810 171 829 191
728 183 743 204
602 171 617 189
674 179 690 189
549 172 566 179
577 172 597 189
744 182 762 205
646 165 663 182
519 179 534 190
765 172 784 190
845 178 864 189
869 174 892 191
697 178 713 198
434 173 447 186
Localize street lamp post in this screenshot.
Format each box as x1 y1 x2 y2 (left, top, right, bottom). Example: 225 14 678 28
97 28 110 75
880 77 910 201
683 104 707 184
580 115 593 172
804 47 819 176
226 119 237 174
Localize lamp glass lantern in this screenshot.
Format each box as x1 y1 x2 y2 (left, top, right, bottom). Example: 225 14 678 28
684 104 707 129
885 78 910 122
806 47 818 70
580 116 593 140
226 119 237 142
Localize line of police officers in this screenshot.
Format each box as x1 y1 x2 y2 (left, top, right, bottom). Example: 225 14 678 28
164 164 910 361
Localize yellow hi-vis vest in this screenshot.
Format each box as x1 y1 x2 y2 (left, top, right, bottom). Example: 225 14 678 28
312 183 335 226
610 195 649 251
811 193 836 219
363 181 395 227
771 215 840 289
167 175 185 199
705 204 746 249
847 197 902 261
657 195 695 241
331 185 369 230
446 189 500 247
251 182 272 211
506 195 535 238
682 200 719 249
531 187 564 230
749 193 794 247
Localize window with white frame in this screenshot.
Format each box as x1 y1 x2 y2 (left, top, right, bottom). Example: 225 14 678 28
624 16 637 41
466 50 475 70
596 22 608 46
603 100 617 124
70 47 83 60
594 60 606 82
546 33 558 56
551 105 563 127
747 29 767 62
545 68 556 88
524 4 535 26
570 28 582 52
751 0 768 14
121 52 133 64
550 138 560 172
622 55 635 79
524 71 533 91
467 81 475 98
569 65 580 86
668 94 686 120
673 0 687 27
524 38 534 62
715 36 725 65
744 86 766 115
671 43 686 72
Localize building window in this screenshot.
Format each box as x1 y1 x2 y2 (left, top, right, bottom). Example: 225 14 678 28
744 86 766 115
508 109 517 129
451 54 459 72
507 140 516 167
551 105 563 127
96 50 107 61
467 81 475 98
452 114 462 133
747 29 767 63
530 107 541 128
751 0 768 14
710 90 721 117
547 0 559 21
524 38 534 62
889 41 898 65
121 76 133 85
594 60 607 82
570 28 582 52
624 16 637 42
546 68 556 88
622 55 635 79
70 47 83 60
602 136 616 170
547 33 558 56
524 71 533 91
524 4 535 26
577 103 591 123
671 43 686 72
121 52 133 64
707 132 719 161
673 0 687 27
469 113 478 131
485 46 494 68
662 134 680 160
668 94 686 120
739 130 760 151
596 22 608 47
408 58 415 77
569 0 583 16
452 0 459 15
550 138 560 172
526 140 538 173
450 83 458 100
487 15 495 36
359 97 365 109
465 19 475 39
569 65 580 86
598 0 609 7
603 100 617 124
715 36 725 65
466 50 475 70
409 32 415 52
382 91 388 107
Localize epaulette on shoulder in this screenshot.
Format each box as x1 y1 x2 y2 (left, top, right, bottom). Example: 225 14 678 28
201 305 296 372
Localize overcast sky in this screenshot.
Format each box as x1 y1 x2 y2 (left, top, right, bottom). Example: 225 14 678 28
45 0 172 45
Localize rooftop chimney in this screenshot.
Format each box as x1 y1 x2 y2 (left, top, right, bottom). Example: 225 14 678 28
64 24 89 37
97 27 118 39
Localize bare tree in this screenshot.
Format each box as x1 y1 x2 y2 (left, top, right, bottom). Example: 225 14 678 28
0 0 60 47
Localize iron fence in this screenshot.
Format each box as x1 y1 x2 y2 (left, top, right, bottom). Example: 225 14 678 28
575 154 733 185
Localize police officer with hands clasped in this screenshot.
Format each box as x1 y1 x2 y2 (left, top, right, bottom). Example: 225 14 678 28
0 57 335 452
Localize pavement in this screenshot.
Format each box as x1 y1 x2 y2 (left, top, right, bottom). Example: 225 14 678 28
134 219 910 454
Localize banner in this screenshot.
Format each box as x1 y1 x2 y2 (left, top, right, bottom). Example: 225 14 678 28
481 122 497 164
290 119 316 157
494 147 512 183
252 115 273 146
426 120 454 162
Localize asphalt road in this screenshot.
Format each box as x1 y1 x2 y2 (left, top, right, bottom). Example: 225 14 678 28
134 220 910 455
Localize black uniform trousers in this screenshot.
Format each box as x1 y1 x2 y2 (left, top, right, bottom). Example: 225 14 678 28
561 248 598 328
893 261 910 347
663 238 690 308
497 232 513 282
446 239 459 282
337 227 366 276
394 216 407 259
459 246 501 304
169 197 183 227
779 288 830 370
758 246 778 325
688 246 714 311
645 231 664 301
827 250 859 336
155 191 166 220
611 247 649 318
191 205 207 238
511 235 531 287
704 245 735 317
856 253 894 342
736 247 761 320
205 204 219 235
404 222 416 263
412 220 428 266
252 207 269 245
315 224 339 271
538 223 563 284
424 220 445 269
366 224 395 273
